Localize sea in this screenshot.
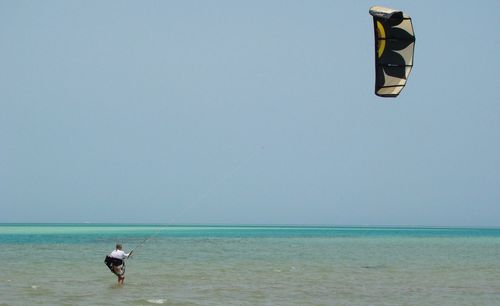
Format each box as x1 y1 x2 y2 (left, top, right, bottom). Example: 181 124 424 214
0 224 499 305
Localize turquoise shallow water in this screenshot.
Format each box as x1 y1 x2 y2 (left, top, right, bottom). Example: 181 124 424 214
1 224 500 305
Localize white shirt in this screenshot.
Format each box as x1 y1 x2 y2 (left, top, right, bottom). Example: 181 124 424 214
110 249 130 259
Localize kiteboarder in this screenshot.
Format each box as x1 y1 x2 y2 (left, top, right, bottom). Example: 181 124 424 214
104 244 133 284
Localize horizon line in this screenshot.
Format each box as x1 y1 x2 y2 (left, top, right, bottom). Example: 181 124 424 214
1 222 500 229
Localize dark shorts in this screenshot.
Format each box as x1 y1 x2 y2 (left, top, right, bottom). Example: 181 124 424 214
104 256 125 276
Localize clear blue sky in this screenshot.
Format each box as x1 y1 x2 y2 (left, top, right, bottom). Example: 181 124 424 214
1 1 500 226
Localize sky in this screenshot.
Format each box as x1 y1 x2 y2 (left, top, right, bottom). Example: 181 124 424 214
1 0 500 226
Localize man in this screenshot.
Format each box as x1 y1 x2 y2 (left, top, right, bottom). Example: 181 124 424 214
104 243 133 284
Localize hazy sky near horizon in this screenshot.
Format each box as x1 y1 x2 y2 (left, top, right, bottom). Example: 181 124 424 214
1 1 500 226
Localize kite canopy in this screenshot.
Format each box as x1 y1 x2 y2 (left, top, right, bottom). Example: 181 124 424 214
369 6 415 98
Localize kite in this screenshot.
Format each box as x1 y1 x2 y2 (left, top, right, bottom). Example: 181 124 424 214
369 6 415 97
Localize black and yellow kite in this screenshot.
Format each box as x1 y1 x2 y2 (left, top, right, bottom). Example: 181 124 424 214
369 6 415 97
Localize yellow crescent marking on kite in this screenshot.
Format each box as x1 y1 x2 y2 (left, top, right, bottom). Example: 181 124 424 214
376 21 386 58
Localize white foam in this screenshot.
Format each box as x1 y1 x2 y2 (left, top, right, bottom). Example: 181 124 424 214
147 299 166 304
31 285 38 290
